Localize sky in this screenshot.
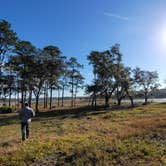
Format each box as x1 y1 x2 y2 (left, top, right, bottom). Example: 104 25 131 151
1 0 166 95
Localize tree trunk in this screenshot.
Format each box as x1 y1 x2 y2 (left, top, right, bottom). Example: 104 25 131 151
49 85 53 109
58 88 60 107
8 87 11 107
71 77 74 107
91 95 94 107
88 96 91 106
14 89 17 111
94 92 97 108
17 88 19 109
21 88 24 108
71 92 73 107
46 88 48 108
43 82 47 108
34 79 43 113
44 90 46 108
21 79 27 108
71 96 74 107
126 90 134 107
94 73 97 108
74 85 78 107
43 83 46 108
35 94 39 113
28 90 32 107
61 85 64 107
17 79 20 109
144 91 148 104
105 91 109 107
117 98 122 106
3 98 6 106
129 96 134 107
24 90 27 103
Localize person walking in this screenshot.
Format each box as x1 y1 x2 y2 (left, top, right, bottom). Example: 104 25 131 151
19 102 35 141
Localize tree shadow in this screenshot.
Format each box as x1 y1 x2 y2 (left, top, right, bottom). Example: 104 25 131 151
35 105 134 121
0 104 137 126
35 105 105 120
0 115 19 127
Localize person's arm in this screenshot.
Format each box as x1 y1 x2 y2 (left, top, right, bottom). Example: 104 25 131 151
32 110 35 117
30 109 35 117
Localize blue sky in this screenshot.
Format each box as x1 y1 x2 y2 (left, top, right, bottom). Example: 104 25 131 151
1 0 166 95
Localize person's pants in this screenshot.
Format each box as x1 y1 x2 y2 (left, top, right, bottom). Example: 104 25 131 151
21 122 29 141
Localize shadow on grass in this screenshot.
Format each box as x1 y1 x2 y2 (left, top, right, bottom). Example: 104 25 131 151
0 104 137 126
37 105 106 119
35 105 135 121
0 115 19 127
0 106 108 126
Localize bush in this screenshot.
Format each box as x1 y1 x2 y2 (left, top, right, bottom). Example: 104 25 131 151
0 107 12 114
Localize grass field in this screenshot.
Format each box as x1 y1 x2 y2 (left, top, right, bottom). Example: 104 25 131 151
0 103 166 166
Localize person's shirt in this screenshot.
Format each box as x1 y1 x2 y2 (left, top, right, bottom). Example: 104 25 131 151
19 106 35 123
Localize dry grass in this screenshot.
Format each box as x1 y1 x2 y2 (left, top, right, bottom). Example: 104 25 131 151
0 103 166 165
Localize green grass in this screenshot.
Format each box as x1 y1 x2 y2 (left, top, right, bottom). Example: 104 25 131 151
0 103 166 165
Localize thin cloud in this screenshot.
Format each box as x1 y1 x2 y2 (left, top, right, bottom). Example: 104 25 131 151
104 12 130 21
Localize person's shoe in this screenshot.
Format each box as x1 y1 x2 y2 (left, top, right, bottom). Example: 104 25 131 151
22 138 25 141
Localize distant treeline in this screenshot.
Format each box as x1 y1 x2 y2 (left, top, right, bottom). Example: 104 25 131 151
152 89 166 98
0 20 163 111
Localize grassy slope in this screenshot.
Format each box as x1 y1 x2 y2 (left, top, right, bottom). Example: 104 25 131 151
0 103 166 166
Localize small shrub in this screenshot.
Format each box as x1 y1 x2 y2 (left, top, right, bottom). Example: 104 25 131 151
0 107 12 114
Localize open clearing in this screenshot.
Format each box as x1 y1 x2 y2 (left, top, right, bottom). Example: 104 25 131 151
0 103 166 166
